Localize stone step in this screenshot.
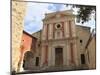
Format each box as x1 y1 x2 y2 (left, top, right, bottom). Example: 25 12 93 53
16 65 89 74
42 65 89 72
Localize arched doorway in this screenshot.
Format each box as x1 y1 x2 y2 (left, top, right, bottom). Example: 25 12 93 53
23 51 34 70
55 47 63 66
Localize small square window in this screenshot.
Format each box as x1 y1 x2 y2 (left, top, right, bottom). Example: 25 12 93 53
38 44 40 47
80 40 82 43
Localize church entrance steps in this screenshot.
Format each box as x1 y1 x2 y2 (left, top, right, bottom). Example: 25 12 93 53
41 64 89 71
16 65 89 74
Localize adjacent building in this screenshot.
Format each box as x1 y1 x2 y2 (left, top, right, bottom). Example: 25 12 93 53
12 0 26 72
85 29 96 69
18 31 37 71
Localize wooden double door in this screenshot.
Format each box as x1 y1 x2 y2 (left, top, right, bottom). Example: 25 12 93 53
55 48 63 66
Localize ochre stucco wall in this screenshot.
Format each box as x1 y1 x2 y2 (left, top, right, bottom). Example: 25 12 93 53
87 36 96 69
12 1 26 72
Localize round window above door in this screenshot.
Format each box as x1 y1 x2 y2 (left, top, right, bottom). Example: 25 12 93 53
55 23 62 29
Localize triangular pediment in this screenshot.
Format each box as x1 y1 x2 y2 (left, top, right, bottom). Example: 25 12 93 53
43 10 75 21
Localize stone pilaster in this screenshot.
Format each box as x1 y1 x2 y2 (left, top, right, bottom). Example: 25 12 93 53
48 24 53 40
40 45 45 66
48 46 52 66
66 43 71 66
73 41 79 66
64 21 70 38
71 20 76 37
63 45 67 66
51 47 55 66
42 24 47 40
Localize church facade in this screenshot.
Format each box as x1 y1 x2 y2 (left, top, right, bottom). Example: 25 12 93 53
22 10 95 71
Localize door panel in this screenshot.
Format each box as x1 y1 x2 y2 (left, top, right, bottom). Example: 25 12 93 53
55 48 63 66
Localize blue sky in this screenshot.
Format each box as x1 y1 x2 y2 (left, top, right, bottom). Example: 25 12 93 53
24 2 95 34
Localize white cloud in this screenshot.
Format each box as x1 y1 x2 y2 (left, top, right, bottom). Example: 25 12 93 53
24 2 55 34
24 2 96 34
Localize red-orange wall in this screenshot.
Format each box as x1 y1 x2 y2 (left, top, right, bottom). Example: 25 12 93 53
22 33 32 52
18 31 38 70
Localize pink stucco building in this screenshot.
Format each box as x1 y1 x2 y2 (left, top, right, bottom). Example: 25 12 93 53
18 31 37 71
